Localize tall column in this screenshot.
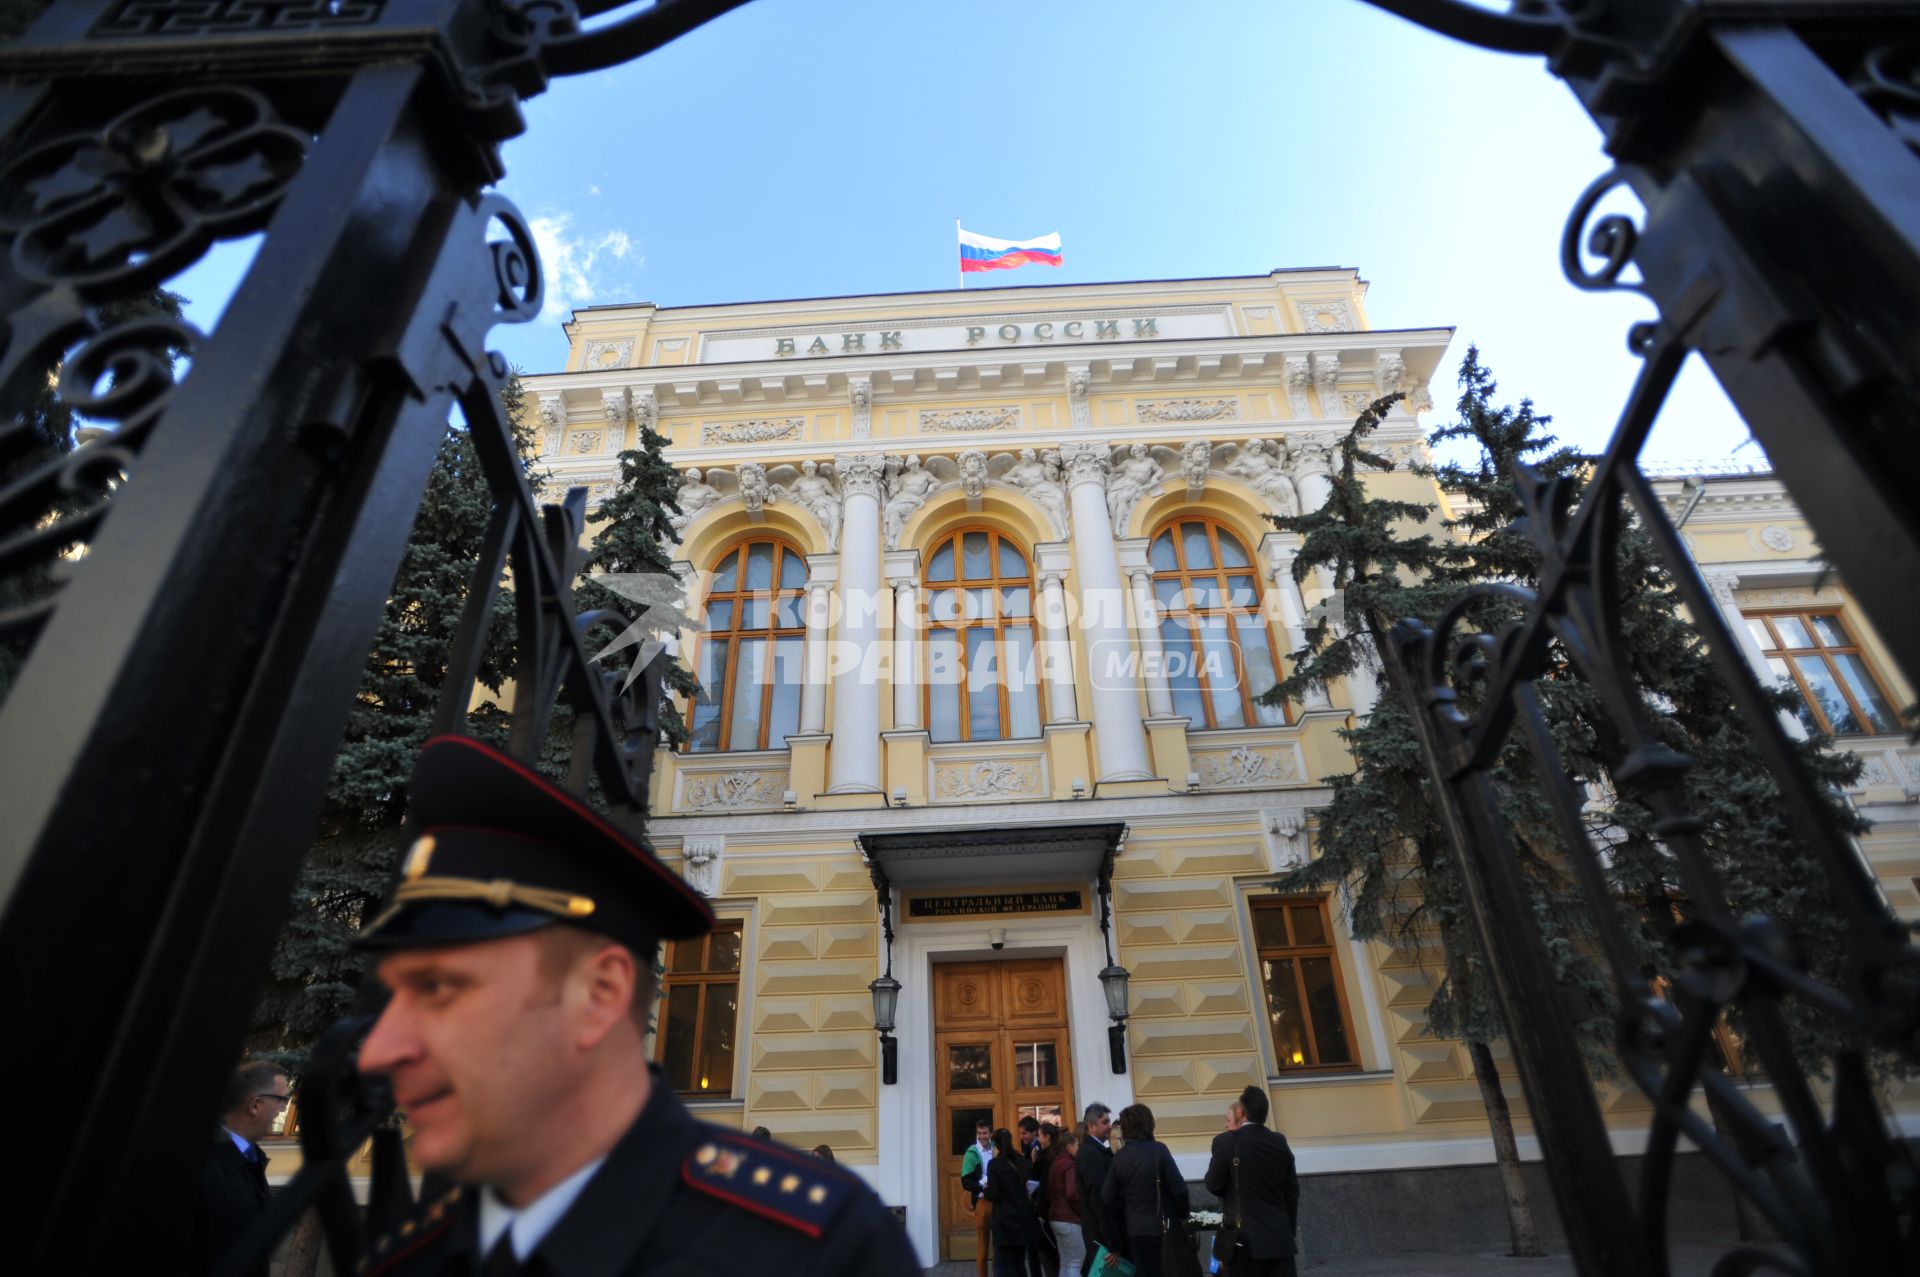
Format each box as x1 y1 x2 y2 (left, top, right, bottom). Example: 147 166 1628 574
1038 569 1079 724
1126 566 1176 718
1291 434 1337 513
890 572 920 730
1703 569 1806 740
1259 533 1332 712
799 573 834 736
829 454 886 793
1061 442 1155 782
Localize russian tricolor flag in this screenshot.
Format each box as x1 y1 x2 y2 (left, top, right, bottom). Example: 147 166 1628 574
959 226 1063 274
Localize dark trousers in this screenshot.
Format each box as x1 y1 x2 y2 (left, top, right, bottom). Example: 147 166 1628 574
994 1244 1028 1277
1129 1233 1165 1277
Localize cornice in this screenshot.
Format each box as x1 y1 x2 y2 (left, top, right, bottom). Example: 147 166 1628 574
648 783 1333 850
566 270 1368 328
518 327 1456 408
638 418 1430 471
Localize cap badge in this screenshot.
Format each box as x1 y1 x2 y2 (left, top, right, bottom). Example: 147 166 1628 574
401 836 436 883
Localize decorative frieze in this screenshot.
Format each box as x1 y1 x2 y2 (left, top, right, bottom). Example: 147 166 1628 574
1757 525 1795 552
567 429 605 455
1135 397 1238 423
702 417 805 446
933 757 1045 800
582 338 633 370
1340 390 1378 418
1192 743 1303 788
1296 299 1355 333
681 769 787 812
922 407 1020 434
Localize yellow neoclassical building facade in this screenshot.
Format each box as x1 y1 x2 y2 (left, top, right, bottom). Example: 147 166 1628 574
506 272 1917 1264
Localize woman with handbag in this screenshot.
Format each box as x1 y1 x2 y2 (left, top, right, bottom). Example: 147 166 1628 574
1098 1105 1191 1277
984 1128 1039 1277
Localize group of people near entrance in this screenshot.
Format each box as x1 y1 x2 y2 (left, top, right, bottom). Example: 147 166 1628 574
962 1087 1300 1277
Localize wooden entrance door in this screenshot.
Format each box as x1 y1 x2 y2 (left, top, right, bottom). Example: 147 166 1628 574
934 958 1075 1262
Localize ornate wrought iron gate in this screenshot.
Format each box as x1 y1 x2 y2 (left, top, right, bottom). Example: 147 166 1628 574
1363 3 1920 1274
0 2 745 1271
2 0 1918 1272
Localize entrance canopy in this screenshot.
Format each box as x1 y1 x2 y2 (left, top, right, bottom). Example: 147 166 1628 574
858 822 1126 890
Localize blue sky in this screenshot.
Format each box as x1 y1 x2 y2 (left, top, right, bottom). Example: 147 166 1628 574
176 0 1753 464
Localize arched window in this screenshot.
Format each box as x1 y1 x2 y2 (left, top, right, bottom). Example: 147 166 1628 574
688 538 807 752
923 528 1042 743
1149 517 1287 730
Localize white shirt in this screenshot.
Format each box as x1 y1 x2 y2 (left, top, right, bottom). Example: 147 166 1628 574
477 1156 607 1262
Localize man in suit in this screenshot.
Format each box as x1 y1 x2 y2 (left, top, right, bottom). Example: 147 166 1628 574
352 737 915 1275
190 1058 289 1276
1074 1102 1114 1259
1203 1085 1301 1277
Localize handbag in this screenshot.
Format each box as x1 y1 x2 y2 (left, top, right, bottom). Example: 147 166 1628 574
1089 1243 1136 1276
1158 1144 1205 1277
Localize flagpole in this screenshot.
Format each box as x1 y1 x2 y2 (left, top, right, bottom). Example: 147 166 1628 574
956 218 963 291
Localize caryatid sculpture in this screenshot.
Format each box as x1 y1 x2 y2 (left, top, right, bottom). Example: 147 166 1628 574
1106 441 1166 532
670 467 722 531
883 454 942 549
1226 438 1300 514
781 458 841 549
1003 446 1069 538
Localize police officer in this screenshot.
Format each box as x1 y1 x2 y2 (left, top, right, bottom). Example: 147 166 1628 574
353 736 916 1275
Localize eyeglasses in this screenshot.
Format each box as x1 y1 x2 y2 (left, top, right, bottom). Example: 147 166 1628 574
256 1093 292 1106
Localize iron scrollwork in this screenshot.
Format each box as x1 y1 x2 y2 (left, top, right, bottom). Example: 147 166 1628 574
0 3 749 1272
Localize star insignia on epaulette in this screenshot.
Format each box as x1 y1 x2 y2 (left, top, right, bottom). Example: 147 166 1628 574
357 1185 462 1274
682 1134 854 1239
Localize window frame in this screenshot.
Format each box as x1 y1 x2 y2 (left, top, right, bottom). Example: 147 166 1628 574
1742 606 1902 737
1249 896 1361 1075
1148 516 1291 731
920 526 1045 744
688 537 808 753
655 921 744 1099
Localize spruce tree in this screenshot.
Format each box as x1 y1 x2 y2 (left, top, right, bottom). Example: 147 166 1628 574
582 421 700 743
1265 348 1881 1256
251 375 539 1060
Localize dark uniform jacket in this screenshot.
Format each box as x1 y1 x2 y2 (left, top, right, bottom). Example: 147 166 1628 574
1202 1123 1300 1260
190 1132 272 1277
1074 1137 1113 1248
360 1080 915 1276
1100 1139 1189 1254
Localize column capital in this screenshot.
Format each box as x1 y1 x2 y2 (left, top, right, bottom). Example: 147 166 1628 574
1258 529 1306 570
884 546 922 586
802 552 841 585
1059 440 1111 490
1699 568 1743 607
834 451 886 500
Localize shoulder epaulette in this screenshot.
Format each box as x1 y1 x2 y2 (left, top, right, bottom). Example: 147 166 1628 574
681 1132 858 1238
358 1185 463 1275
